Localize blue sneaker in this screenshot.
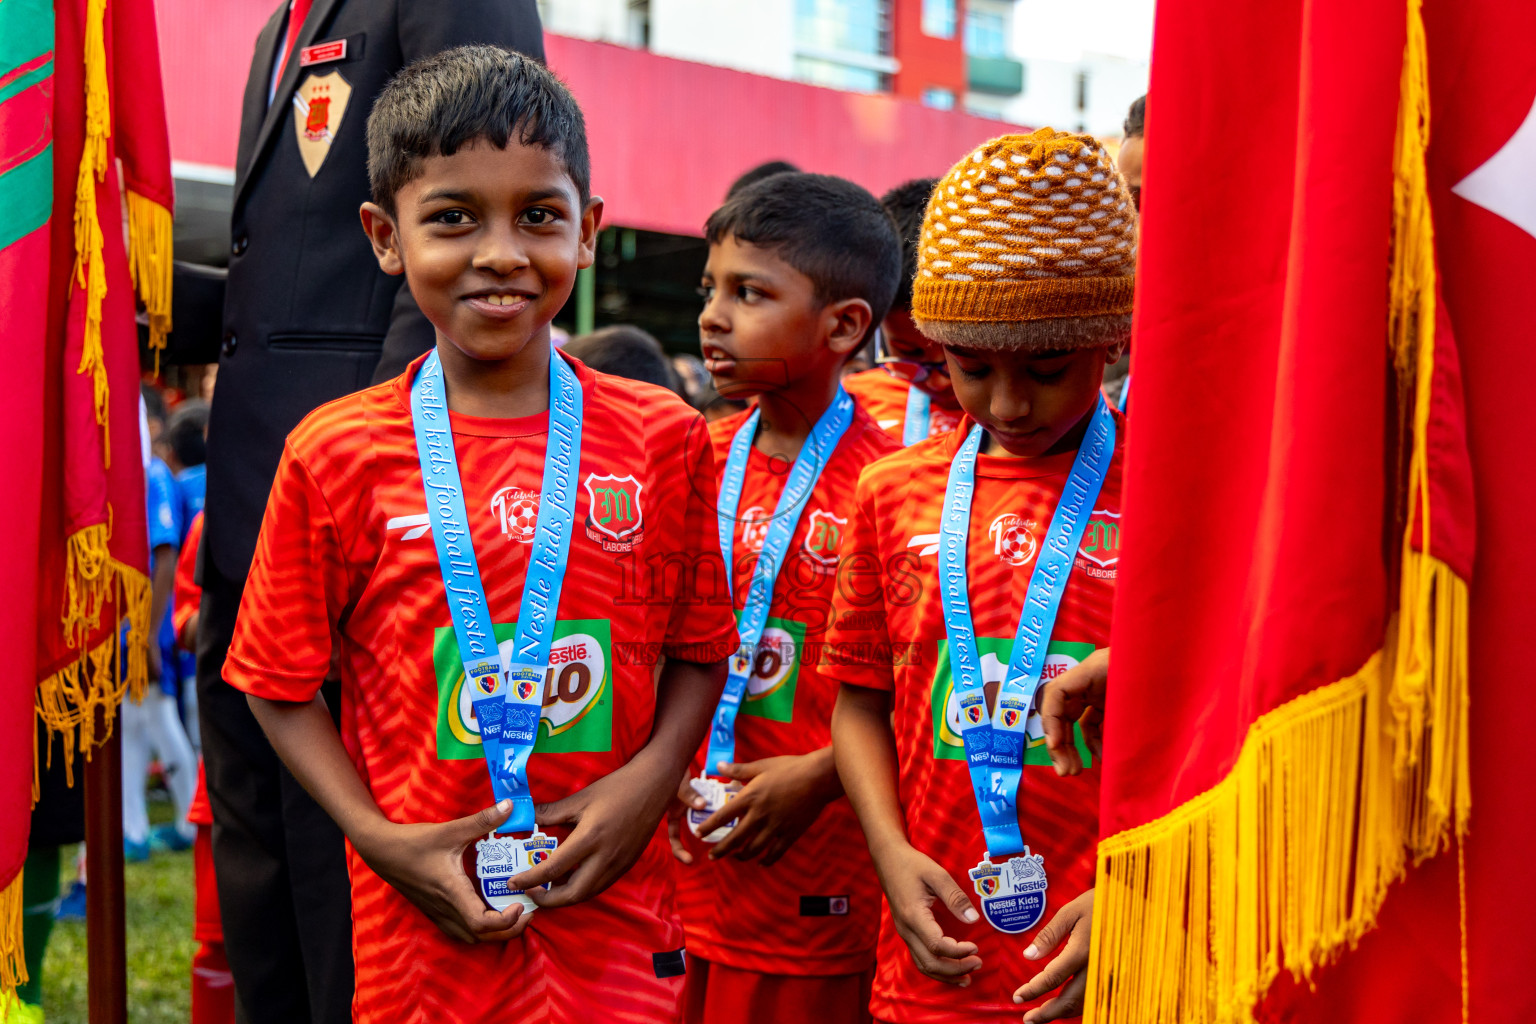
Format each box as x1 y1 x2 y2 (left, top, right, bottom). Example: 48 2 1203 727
55 880 86 921
150 823 192 853
124 837 151 863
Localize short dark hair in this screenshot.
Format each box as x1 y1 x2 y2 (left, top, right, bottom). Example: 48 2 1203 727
140 382 166 426
705 172 901 340
165 399 210 468
1124 94 1146 139
366 46 589 215
725 160 800 199
563 326 682 395
880 178 937 310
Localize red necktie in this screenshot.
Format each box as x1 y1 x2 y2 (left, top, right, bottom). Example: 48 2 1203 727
275 0 315 84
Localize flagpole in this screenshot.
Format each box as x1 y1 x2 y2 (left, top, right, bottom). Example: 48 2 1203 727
84 708 127 1024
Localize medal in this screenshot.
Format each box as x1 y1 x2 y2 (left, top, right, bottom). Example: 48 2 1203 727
938 397 1115 931
412 347 582 909
475 830 560 913
968 848 1049 933
698 389 855 808
685 776 741 844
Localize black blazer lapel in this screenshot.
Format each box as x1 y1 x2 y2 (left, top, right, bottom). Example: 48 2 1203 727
234 3 286 192
234 0 347 206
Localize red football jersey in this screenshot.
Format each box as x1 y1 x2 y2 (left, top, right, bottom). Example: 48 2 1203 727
821 414 1124 1023
173 511 203 645
225 351 739 1024
675 406 899 977
841 368 962 444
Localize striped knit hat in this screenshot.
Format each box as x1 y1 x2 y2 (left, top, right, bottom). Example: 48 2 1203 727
912 129 1136 349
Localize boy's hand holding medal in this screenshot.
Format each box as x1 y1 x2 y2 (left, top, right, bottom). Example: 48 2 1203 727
351 798 529 944
683 751 842 865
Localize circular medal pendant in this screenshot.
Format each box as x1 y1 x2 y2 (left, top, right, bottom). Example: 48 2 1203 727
966 847 1049 933
475 830 559 913
685 775 741 844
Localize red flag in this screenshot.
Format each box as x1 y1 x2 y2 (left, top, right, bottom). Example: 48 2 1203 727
1085 0 1480 1020
0 0 55 991
1258 1 1536 1020
2 0 172 999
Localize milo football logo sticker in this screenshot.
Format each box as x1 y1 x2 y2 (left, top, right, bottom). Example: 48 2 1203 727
738 615 807 724
436 619 613 757
930 638 1096 765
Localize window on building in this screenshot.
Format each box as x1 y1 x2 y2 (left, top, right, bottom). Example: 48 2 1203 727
795 0 893 93
922 86 956 110
964 9 1007 58
796 0 891 57
922 0 956 38
626 0 649 48
794 57 887 93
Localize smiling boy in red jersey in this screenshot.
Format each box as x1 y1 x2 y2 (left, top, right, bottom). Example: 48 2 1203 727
841 179 964 445
825 130 1137 1024
672 173 902 1024
223 48 737 1024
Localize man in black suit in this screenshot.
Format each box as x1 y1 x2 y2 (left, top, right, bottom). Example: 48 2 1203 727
199 4 543 1021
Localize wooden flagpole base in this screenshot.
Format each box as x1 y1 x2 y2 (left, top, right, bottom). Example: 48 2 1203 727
84 707 127 1024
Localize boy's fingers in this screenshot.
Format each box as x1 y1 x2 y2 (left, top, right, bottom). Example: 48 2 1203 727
675 774 703 808
1022 903 1076 962
902 904 980 964
526 848 611 908
1020 973 1087 1022
1013 953 1078 1005
933 871 982 926
694 791 752 841
666 812 694 865
458 799 513 842
507 825 593 892
715 760 763 782
532 794 581 828
466 903 524 939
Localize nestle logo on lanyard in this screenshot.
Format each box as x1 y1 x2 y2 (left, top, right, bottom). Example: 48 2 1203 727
300 40 347 66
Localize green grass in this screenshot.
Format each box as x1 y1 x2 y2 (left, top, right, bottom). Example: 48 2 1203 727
40 794 195 1024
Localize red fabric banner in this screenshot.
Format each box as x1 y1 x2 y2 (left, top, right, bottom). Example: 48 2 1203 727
1259 1 1536 1019
1106 0 1402 840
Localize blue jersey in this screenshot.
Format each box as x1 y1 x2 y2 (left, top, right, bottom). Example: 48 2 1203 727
175 464 205 544
146 458 182 694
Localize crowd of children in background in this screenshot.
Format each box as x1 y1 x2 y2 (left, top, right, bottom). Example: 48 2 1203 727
12 40 1147 1024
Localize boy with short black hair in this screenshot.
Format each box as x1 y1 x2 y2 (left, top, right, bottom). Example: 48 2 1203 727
225 46 737 1023
842 178 964 445
825 130 1135 1023
675 171 903 1023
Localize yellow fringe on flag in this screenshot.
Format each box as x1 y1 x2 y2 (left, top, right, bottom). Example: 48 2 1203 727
0 871 22 998
35 554 150 800
126 190 174 371
1081 0 1470 1020
70 0 112 457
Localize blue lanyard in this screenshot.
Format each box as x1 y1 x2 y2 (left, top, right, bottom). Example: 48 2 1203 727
938 397 1116 858
1117 374 1131 412
411 348 583 835
903 386 931 446
706 388 855 770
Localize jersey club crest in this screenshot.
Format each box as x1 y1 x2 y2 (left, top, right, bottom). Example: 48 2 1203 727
802 508 847 567
292 70 352 177
584 472 644 550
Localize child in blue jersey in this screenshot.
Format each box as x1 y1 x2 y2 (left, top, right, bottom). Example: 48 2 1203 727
122 386 198 858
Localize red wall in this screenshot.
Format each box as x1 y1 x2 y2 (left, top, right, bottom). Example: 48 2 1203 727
549 34 1017 236
153 0 272 170
149 2 1022 237
890 0 966 103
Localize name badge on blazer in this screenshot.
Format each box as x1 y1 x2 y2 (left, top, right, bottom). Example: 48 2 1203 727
300 39 347 66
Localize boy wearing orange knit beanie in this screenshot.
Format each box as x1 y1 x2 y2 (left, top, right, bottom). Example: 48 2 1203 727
824 129 1134 1023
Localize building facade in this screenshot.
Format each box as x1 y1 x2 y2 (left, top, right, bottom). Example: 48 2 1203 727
536 0 1148 135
